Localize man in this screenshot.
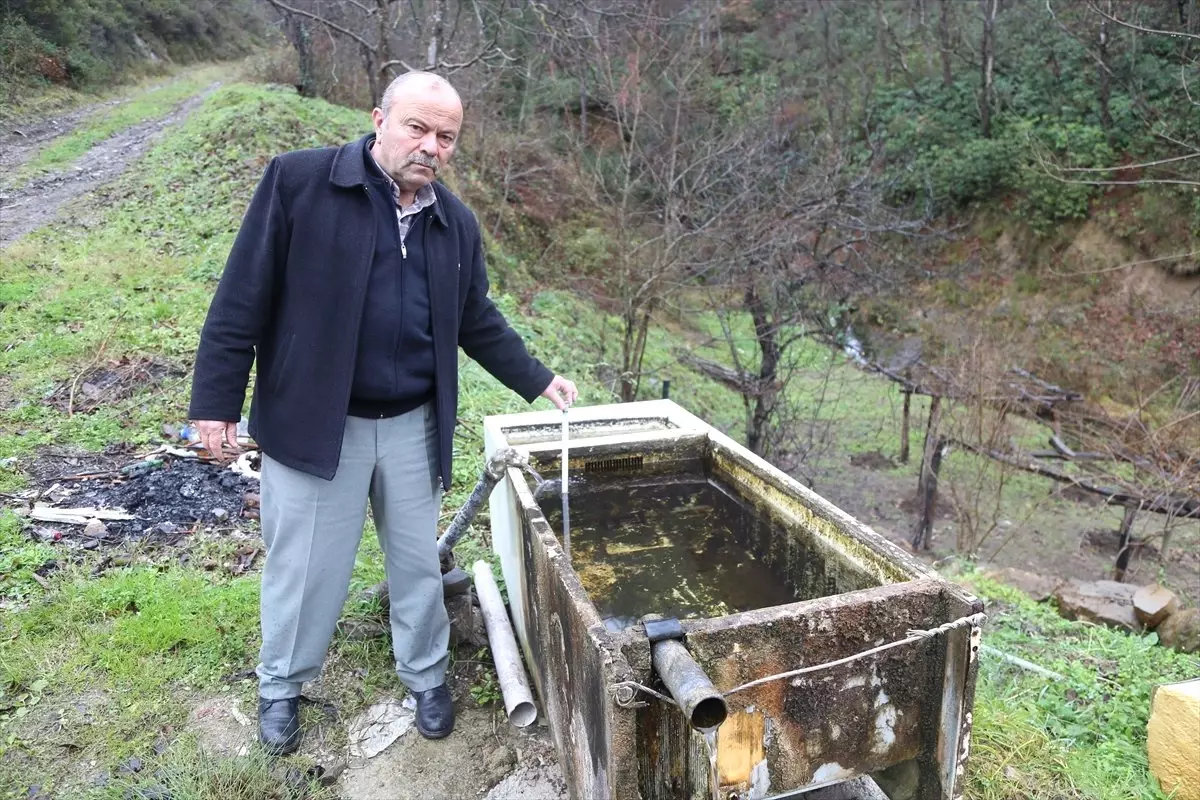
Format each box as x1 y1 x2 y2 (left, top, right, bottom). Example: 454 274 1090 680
188 71 577 755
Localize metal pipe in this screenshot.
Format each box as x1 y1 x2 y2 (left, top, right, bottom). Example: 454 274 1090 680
437 447 529 558
651 638 728 730
472 560 537 728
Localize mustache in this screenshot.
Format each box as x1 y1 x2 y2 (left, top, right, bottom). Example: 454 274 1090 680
406 154 438 170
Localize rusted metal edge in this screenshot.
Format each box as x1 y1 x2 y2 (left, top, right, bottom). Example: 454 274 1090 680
680 578 947 638
707 436 936 586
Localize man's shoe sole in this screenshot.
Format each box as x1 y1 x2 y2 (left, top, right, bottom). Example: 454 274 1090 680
260 735 301 755
415 720 453 740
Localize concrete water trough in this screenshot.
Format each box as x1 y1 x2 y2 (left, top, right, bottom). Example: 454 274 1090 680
484 400 984 799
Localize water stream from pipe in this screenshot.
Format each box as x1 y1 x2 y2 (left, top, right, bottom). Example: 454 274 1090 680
561 408 570 560
702 727 720 800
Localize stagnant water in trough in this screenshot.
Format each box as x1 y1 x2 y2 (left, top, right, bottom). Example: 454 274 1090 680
539 474 798 629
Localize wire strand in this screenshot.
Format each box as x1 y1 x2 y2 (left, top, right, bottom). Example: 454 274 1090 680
610 612 986 708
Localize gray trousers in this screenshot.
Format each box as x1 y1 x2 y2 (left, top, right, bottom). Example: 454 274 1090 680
256 404 448 700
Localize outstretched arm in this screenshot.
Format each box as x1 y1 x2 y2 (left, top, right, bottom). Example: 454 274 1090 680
189 158 289 456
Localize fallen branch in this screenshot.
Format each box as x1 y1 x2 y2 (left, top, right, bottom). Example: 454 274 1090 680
676 350 774 396
951 439 1200 518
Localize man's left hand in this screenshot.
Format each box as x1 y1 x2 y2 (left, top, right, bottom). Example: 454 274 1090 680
541 375 578 411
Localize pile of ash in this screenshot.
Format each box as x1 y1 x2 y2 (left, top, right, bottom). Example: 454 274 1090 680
34 456 260 545
105 458 259 536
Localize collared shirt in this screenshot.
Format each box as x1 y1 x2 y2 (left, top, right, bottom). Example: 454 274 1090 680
368 139 437 243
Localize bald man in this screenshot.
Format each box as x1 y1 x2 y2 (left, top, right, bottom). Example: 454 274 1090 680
189 72 577 754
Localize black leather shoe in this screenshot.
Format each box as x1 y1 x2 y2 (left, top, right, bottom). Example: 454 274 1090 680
258 696 301 755
412 684 454 739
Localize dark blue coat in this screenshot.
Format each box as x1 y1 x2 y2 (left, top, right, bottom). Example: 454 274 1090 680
188 135 552 484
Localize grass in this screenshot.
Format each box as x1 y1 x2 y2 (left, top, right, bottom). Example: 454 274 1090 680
957 566 1200 800
0 511 56 604
0 80 1195 798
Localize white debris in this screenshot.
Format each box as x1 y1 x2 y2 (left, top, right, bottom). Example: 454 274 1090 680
348 696 416 759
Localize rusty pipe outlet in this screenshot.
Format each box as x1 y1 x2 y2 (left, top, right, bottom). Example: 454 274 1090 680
651 638 729 730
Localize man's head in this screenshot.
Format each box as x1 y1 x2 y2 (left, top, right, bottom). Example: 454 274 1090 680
371 72 463 196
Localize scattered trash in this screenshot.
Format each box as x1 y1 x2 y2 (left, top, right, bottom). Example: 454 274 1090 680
16 454 259 546
347 696 415 758
120 458 164 478
30 505 135 524
229 544 261 575
230 451 260 480
229 700 251 728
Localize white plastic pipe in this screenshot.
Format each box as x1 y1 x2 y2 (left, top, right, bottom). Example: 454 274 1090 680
472 560 537 727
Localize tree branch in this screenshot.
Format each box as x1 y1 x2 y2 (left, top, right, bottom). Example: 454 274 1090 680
265 0 376 51
1087 1 1200 41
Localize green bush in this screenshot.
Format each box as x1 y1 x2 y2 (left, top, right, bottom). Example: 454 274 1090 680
0 13 59 94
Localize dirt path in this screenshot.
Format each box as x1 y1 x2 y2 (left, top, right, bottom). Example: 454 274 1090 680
0 98 128 183
0 83 219 248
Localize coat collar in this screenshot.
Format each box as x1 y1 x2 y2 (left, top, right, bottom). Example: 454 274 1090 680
330 134 448 227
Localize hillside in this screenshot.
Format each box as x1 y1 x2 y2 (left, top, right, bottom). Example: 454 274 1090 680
0 79 1197 800
0 0 263 118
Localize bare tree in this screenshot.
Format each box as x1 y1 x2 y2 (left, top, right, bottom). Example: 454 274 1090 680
679 119 930 459
531 1 759 402
264 0 515 105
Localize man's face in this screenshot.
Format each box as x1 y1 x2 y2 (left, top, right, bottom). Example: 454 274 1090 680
371 82 462 193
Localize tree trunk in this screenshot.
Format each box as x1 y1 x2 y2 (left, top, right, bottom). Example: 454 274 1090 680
938 0 954 87
285 16 318 98
579 78 588 142
912 436 947 550
1112 503 1139 582
875 0 892 82
425 0 447 69
820 1 838 132
363 46 380 108
1098 1 1113 134
746 288 780 457
620 299 654 403
1160 514 1178 562
915 394 943 490
900 390 912 464
375 0 393 89
979 0 998 138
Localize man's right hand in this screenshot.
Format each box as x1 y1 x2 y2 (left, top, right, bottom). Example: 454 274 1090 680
195 420 240 461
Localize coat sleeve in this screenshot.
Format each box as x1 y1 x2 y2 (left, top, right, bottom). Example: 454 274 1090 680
187 158 289 421
457 223 553 403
